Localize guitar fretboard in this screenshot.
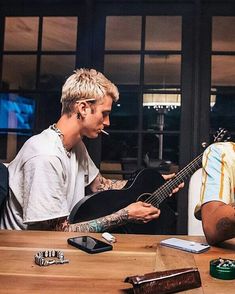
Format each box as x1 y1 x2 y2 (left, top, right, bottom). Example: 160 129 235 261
146 153 203 207
146 127 229 207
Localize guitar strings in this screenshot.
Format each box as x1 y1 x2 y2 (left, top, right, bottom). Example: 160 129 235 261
149 155 202 207
145 153 203 207
149 164 201 207
150 155 202 207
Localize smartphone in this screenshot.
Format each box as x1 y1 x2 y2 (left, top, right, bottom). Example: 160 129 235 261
67 236 113 254
160 237 210 253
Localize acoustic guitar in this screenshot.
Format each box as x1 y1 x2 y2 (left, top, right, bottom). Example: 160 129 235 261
69 128 230 234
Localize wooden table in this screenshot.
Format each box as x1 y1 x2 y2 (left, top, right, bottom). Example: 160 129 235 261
0 230 234 293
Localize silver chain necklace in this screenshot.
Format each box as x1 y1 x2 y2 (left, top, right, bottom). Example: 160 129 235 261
50 124 71 158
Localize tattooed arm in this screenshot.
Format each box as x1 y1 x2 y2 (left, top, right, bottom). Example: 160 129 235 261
90 172 183 193
28 200 160 232
201 201 235 245
30 171 179 232
27 208 129 232
90 172 128 192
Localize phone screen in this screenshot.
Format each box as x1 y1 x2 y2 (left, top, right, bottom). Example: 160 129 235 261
67 236 113 254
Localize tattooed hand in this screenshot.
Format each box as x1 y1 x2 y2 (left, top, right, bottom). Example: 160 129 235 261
125 201 160 223
162 173 184 194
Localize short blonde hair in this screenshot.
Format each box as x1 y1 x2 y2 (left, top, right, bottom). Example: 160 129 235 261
61 68 119 115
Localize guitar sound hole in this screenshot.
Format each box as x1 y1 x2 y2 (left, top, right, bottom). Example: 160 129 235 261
137 193 152 203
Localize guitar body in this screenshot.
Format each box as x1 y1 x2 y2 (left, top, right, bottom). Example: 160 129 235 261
69 168 177 234
69 128 229 234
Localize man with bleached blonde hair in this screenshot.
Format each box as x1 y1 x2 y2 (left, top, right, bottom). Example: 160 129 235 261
1 68 181 232
60 68 119 115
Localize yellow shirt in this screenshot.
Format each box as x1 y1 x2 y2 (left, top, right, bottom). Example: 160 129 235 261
195 142 235 220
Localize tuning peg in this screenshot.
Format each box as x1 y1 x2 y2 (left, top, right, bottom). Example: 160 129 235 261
213 128 231 142
201 142 207 148
225 136 231 142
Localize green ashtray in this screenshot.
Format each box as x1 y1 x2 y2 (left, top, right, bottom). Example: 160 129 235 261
210 258 235 280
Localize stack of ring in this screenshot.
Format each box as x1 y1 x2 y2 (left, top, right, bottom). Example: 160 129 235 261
34 250 69 266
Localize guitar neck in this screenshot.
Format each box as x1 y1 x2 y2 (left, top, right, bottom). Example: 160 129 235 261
147 152 203 206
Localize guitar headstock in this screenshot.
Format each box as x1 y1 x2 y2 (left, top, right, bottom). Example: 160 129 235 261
213 128 231 143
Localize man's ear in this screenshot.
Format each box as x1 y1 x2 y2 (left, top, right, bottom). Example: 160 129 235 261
75 101 88 118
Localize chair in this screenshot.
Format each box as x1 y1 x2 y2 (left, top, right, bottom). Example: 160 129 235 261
0 163 9 213
187 168 204 235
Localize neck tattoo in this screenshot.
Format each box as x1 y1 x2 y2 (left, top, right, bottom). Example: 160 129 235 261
50 123 71 158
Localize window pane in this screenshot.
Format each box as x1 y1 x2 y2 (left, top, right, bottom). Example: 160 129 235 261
2 55 36 89
4 17 39 51
104 55 140 84
145 16 182 50
212 17 235 51
101 133 138 166
0 93 35 131
144 54 181 86
0 133 32 162
210 93 235 132
36 92 61 130
109 93 139 130
211 56 235 86
42 17 77 51
143 94 181 131
40 55 76 88
143 133 180 165
105 16 141 50
0 92 38 162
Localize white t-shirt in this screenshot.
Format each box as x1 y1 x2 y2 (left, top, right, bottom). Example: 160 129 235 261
0 127 99 230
